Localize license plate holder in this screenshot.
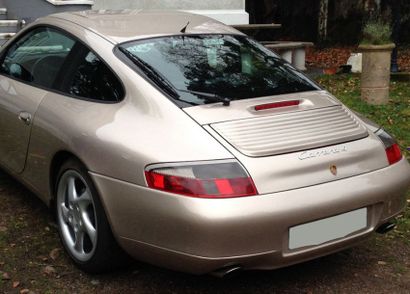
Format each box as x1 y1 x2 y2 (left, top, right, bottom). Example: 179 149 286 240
289 208 368 250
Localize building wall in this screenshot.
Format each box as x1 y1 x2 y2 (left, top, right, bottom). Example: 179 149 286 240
93 0 248 24
3 0 92 23
94 0 243 10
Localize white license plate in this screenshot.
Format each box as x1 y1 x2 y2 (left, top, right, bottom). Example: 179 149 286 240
289 208 367 250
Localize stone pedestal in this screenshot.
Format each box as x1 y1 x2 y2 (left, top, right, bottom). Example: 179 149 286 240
359 44 395 105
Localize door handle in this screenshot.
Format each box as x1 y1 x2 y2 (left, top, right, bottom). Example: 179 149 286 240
18 111 32 126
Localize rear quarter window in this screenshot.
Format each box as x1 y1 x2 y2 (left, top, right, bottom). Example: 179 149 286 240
66 50 124 102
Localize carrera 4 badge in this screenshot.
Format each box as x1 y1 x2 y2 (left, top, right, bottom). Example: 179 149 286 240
298 145 348 160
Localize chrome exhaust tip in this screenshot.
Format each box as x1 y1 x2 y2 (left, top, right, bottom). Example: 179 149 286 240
211 266 242 278
376 222 396 234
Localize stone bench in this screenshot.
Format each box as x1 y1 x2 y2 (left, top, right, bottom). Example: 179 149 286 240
232 23 282 30
262 41 314 71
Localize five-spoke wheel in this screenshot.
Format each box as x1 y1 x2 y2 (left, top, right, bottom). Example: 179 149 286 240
57 170 97 262
55 158 128 273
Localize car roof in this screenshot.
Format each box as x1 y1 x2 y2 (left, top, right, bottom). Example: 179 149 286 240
47 9 244 44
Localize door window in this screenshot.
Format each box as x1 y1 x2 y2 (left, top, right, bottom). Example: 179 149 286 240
0 27 75 88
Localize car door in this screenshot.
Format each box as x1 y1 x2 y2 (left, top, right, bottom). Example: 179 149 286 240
0 27 75 173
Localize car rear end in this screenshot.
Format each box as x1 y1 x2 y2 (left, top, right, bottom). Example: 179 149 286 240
101 32 410 274
92 90 410 275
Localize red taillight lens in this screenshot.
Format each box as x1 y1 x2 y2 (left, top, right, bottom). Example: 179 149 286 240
145 161 258 198
375 129 402 165
385 143 402 165
254 100 300 111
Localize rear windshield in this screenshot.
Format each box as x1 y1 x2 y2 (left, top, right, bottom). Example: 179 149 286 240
120 35 319 107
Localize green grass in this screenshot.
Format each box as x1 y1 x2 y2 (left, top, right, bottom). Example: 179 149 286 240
316 74 410 235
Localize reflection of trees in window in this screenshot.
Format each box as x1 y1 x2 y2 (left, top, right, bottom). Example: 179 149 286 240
69 52 123 102
125 35 318 104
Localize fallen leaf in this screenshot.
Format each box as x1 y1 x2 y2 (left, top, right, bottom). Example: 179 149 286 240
0 226 7 232
91 279 100 286
13 281 20 288
49 248 60 261
43 265 56 276
378 261 387 265
20 289 30 294
2 272 11 280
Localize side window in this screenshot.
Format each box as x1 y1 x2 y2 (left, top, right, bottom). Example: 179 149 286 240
0 27 75 88
67 50 123 102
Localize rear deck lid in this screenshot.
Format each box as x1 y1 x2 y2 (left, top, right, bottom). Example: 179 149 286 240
184 91 386 194
184 91 369 157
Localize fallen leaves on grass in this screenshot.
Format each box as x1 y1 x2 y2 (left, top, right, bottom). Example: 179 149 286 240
1 271 11 280
306 47 354 68
43 265 56 276
49 248 60 261
308 47 410 71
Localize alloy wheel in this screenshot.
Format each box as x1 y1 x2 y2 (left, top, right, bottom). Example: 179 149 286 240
56 170 98 262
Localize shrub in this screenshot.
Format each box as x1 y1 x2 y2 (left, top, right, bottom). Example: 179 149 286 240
361 20 392 45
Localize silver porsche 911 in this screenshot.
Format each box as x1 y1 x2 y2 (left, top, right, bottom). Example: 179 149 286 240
0 10 409 276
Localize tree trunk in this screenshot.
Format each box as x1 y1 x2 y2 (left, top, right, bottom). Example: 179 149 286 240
318 0 329 42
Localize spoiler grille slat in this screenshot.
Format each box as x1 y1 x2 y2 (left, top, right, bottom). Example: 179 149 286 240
211 106 369 157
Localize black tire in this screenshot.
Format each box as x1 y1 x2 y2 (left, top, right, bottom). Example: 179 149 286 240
54 157 129 273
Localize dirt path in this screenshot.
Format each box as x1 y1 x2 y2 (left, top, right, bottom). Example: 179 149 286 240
0 169 409 294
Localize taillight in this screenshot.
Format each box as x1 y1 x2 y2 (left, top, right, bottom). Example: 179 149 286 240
385 144 402 165
375 129 403 165
145 160 258 198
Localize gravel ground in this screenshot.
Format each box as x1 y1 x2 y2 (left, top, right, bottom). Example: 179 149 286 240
0 168 409 294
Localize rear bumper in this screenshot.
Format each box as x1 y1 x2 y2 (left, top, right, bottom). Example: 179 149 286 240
91 158 410 274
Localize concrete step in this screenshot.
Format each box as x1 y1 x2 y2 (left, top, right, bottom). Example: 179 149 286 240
0 8 7 20
0 20 19 33
0 32 15 46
